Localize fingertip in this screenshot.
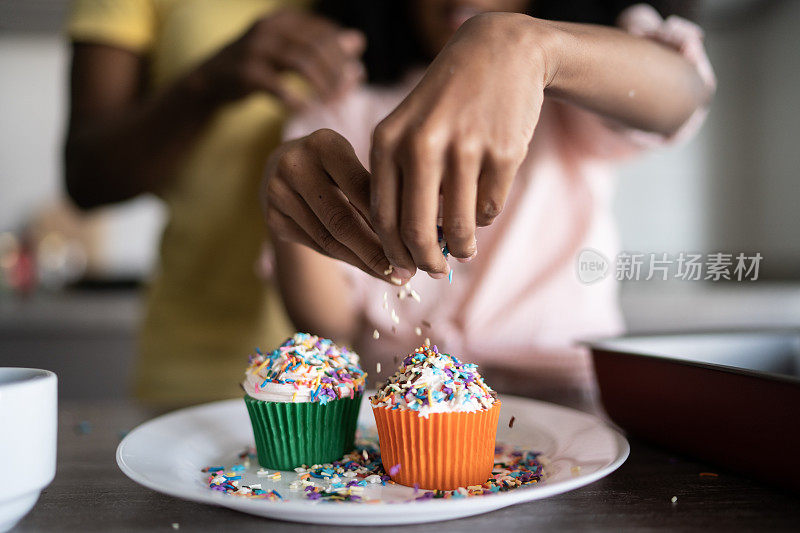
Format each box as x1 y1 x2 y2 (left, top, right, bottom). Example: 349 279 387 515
427 262 451 280
338 30 366 56
455 249 476 263
476 215 495 227
391 266 415 279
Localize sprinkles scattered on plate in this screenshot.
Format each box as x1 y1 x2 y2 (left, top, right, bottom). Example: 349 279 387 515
201 442 544 504
205 460 283 500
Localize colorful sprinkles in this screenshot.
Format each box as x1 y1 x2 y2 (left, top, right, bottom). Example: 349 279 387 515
202 443 544 504
242 333 365 404
370 345 496 417
205 449 284 500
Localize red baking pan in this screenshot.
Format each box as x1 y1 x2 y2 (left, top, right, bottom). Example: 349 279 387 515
587 331 800 490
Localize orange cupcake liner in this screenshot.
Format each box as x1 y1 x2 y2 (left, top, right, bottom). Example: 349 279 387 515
372 401 501 490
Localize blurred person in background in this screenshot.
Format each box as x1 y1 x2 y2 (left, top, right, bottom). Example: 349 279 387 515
63 0 365 404
262 0 715 404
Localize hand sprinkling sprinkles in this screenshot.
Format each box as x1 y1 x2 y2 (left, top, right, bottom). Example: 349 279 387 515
202 443 544 503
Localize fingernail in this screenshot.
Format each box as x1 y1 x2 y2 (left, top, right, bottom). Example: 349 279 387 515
392 267 412 279
456 250 477 264
429 271 447 280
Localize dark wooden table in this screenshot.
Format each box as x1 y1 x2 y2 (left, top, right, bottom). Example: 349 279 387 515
16 401 800 532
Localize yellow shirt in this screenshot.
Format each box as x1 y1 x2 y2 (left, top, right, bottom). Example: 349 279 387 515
67 0 298 404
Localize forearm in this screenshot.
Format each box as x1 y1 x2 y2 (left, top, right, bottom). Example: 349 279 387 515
534 17 712 136
65 69 220 209
273 239 360 344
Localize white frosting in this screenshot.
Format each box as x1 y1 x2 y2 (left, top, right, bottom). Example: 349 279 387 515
242 333 366 404
242 375 314 403
371 345 495 417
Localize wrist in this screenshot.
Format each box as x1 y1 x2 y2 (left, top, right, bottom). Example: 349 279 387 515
519 16 569 91
466 12 566 91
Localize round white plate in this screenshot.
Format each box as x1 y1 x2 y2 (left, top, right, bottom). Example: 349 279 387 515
117 394 628 525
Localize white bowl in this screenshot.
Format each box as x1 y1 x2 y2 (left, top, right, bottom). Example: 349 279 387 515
0 368 57 532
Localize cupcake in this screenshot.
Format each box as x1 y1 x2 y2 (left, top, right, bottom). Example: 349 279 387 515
371 344 500 490
242 333 366 470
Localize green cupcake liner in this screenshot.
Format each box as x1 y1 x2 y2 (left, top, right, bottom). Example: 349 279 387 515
244 394 361 470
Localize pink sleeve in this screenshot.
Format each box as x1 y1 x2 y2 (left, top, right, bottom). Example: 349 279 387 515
282 101 347 142
558 3 716 160
282 88 373 156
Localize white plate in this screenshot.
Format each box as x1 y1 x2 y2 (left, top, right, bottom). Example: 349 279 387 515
117 394 628 525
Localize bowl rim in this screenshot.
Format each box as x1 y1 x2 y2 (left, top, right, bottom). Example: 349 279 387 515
0 367 57 390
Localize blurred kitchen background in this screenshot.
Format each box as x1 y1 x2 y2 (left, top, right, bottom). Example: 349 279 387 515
1 0 799 399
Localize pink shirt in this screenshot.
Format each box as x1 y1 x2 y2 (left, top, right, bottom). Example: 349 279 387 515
282 4 715 396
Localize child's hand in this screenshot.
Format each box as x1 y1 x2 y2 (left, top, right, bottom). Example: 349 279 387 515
262 129 409 284
369 13 553 279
